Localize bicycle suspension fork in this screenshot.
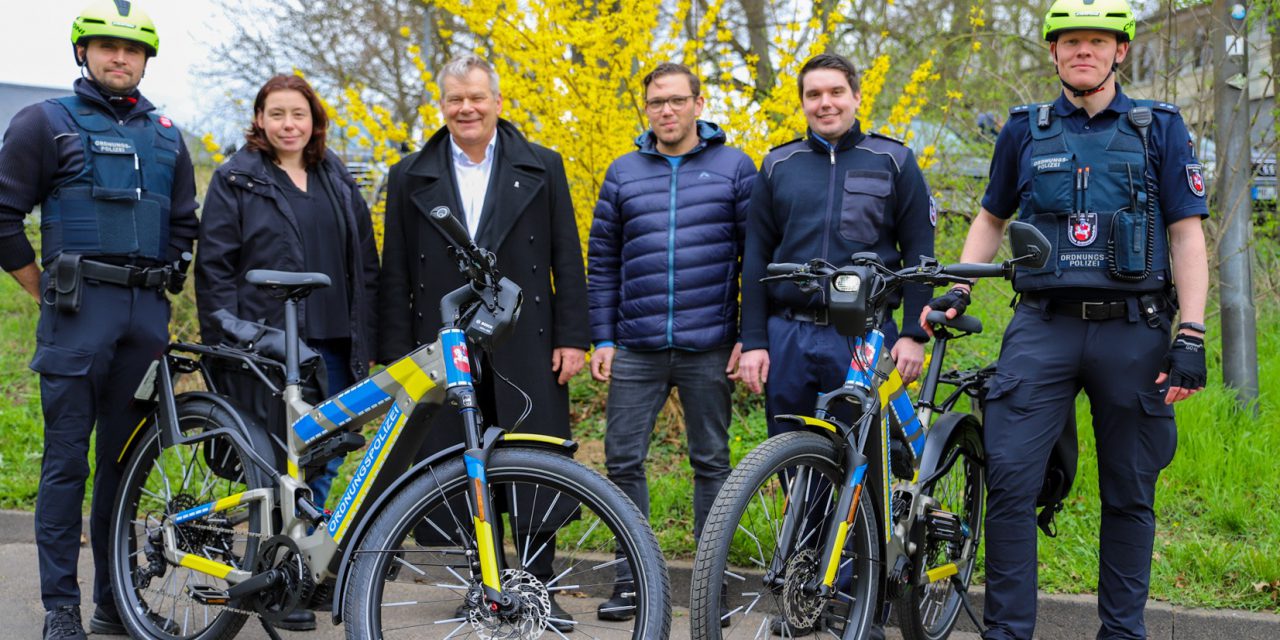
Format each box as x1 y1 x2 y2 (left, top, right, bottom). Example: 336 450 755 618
441 328 512 611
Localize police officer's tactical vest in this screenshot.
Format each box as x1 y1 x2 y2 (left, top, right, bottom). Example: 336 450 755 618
1013 100 1170 293
39 95 180 265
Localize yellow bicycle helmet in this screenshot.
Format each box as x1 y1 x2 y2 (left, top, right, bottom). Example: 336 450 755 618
71 0 159 58
1043 0 1136 42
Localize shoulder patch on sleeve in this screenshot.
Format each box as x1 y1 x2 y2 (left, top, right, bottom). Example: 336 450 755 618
868 131 905 146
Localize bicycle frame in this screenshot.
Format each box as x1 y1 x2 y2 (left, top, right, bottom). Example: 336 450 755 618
131 299 548 610
771 320 981 609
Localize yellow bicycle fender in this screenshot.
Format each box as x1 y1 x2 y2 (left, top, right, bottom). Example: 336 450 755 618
774 415 838 433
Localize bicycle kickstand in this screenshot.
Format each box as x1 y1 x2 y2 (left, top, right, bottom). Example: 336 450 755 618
950 574 988 634
259 616 285 640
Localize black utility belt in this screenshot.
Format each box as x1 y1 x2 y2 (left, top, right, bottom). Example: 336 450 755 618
774 307 829 326
80 260 169 289
1020 292 1168 321
46 254 172 314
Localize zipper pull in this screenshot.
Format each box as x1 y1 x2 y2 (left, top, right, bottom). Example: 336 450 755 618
830 149 836 165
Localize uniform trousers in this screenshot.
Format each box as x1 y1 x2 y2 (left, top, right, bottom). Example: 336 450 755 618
30 278 169 610
981 300 1176 640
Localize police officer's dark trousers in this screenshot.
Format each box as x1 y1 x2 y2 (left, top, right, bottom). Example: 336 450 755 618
981 302 1176 640
30 277 169 611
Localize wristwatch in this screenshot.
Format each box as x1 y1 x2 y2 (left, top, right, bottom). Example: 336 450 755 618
1177 321 1207 334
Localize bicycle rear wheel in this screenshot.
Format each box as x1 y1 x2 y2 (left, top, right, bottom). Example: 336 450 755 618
110 397 273 640
896 424 985 640
343 446 670 639
691 431 881 640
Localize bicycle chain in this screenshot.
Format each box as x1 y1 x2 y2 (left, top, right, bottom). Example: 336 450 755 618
180 520 271 540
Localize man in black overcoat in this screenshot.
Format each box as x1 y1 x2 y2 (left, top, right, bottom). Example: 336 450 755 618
377 54 589 630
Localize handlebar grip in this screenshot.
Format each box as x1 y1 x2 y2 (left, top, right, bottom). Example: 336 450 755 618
427 205 475 252
767 263 804 276
944 263 1006 279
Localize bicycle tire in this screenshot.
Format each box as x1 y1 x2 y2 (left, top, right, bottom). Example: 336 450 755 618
109 396 273 640
896 423 985 640
343 447 671 639
691 431 881 639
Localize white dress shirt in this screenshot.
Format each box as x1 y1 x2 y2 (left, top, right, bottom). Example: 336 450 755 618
450 133 498 239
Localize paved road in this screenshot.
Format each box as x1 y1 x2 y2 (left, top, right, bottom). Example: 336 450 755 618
2 511 1274 638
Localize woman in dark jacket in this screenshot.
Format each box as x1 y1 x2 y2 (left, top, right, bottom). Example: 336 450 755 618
195 75 378 571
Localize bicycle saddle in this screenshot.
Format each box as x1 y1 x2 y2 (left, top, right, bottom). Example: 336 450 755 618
245 269 331 300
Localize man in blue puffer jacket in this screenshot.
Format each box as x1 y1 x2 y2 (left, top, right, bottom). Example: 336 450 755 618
587 62 756 621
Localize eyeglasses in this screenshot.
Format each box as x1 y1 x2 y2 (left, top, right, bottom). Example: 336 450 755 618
644 95 697 113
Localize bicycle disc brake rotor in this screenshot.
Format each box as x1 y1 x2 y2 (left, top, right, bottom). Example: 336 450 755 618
467 569 551 639
782 548 824 628
252 535 314 625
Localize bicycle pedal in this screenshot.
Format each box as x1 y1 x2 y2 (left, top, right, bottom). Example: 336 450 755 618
188 584 231 606
925 508 963 543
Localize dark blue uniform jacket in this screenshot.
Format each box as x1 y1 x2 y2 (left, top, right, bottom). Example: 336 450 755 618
740 123 934 350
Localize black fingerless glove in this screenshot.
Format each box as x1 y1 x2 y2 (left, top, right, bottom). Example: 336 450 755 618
1163 334 1206 390
927 287 971 317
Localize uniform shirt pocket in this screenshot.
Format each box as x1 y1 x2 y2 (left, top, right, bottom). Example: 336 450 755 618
839 170 892 244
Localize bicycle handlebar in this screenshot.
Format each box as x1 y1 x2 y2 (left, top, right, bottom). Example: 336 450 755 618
766 262 804 276
941 262 1007 279
427 205 477 258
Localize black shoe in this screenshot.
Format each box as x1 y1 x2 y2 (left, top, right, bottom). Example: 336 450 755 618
596 587 635 622
547 594 575 633
89 602 180 635
274 609 317 631
87 605 125 636
43 605 86 640
720 584 732 628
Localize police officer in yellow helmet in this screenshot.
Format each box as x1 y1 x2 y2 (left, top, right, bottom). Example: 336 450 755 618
0 1 198 637
921 0 1209 638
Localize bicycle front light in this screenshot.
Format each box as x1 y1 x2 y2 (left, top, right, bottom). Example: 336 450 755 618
833 273 862 293
828 266 872 338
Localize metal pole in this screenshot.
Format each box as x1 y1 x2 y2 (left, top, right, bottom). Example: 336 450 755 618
1212 0 1259 407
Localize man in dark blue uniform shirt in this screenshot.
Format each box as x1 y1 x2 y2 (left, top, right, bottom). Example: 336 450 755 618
0 2 198 638
921 1 1209 638
739 52 934 412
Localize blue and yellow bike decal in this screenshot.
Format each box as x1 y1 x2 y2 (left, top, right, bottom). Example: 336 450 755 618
465 453 503 592
172 492 252 524
323 353 439 541
822 464 867 587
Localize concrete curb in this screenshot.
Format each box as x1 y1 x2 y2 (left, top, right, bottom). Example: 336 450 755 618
5 509 1277 638
659 555 1280 639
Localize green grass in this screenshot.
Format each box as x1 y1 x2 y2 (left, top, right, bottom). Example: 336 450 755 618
0 274 43 509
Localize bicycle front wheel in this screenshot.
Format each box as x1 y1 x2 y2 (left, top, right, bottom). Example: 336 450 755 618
691 431 882 640
896 424 985 640
110 398 272 640
343 447 670 639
